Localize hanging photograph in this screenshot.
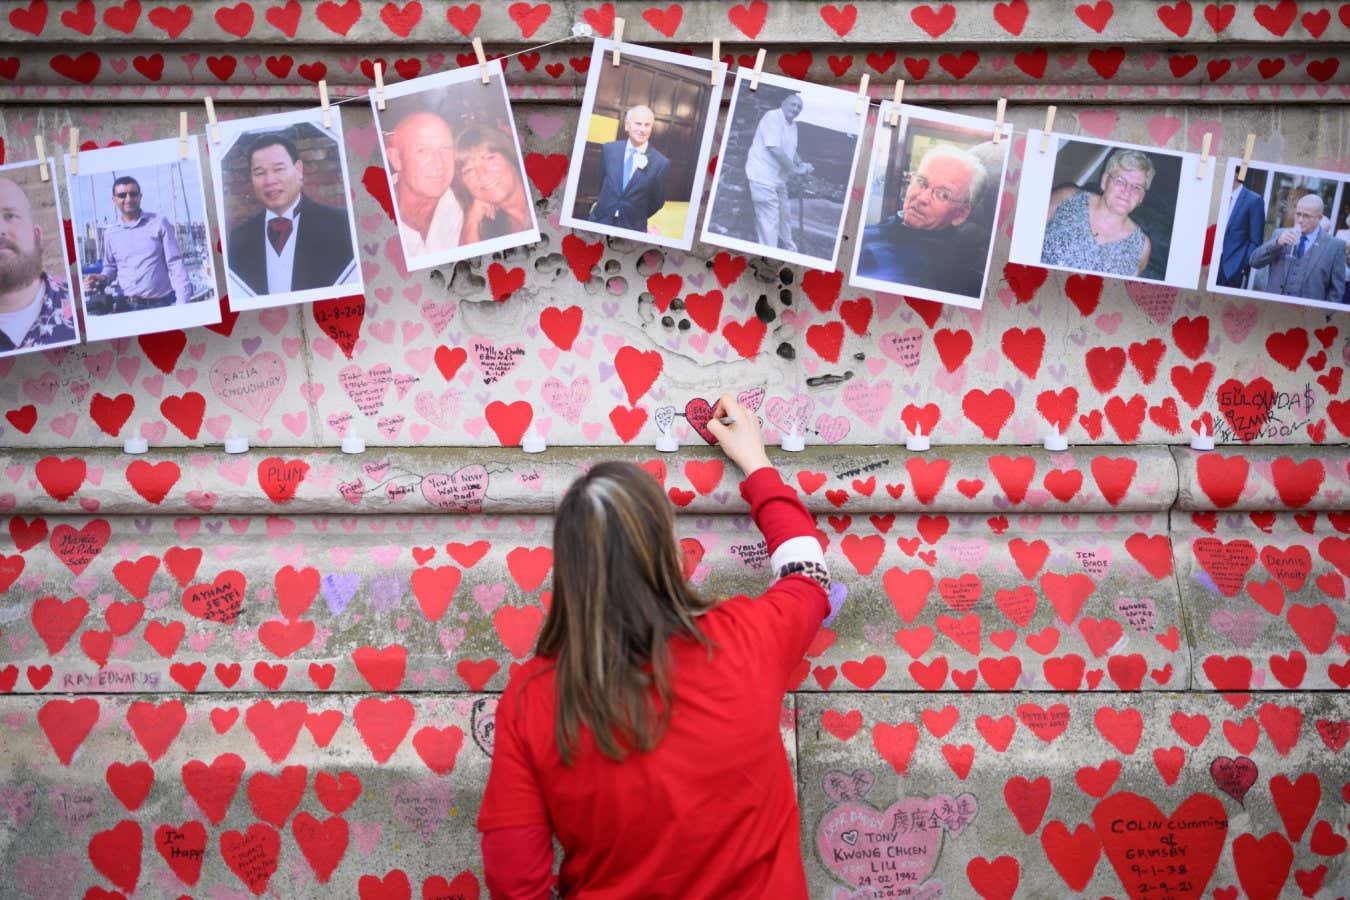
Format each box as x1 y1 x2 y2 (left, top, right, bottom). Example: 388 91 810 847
209 106 362 311
1011 131 1212 288
847 103 1012 308
66 137 220 342
0 159 81 357
701 69 865 271
560 38 725 250
372 58 540 272
1207 157 1348 311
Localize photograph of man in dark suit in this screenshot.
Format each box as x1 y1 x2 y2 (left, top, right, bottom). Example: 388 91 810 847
1217 175 1264 288
1249 193 1346 305
585 105 669 233
227 134 356 297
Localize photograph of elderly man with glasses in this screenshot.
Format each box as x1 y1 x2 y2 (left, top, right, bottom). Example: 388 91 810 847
852 107 1010 305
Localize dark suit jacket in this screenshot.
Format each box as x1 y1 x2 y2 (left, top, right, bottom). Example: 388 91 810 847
585 140 669 232
857 215 987 299
1218 186 1263 286
1250 229 1347 304
227 194 355 296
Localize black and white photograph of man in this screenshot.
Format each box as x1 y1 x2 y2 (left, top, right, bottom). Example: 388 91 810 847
1208 158 1350 311
703 70 863 270
0 160 80 357
848 104 1011 308
67 137 219 341
210 107 362 311
373 59 539 271
561 39 724 251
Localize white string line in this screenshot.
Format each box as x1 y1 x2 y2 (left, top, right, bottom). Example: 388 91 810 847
288 30 990 121
323 32 587 108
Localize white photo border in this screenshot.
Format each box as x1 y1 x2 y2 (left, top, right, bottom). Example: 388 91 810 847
846 102 1013 310
65 137 221 342
0 157 82 358
559 38 726 251
371 58 540 272
1010 129 1213 289
699 68 866 272
207 106 364 312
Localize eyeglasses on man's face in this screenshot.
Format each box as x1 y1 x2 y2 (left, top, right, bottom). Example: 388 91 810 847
904 173 968 206
114 190 141 199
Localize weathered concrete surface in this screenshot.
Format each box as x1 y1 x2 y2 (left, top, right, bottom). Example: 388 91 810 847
0 445 1177 515
0 692 797 898
798 692 1350 898
1175 510 1350 692
0 511 1185 696
1173 445 1350 512
0 0 1346 896
5 1 1346 47
0 103 1346 452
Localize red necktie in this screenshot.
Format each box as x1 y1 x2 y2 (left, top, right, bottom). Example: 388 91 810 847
267 217 293 253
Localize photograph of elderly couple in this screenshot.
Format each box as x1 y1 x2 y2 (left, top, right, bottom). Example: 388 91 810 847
374 59 540 272
65 137 221 341
1011 131 1214 289
1208 158 1350 311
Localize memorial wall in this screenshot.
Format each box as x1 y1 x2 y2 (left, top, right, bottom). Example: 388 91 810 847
0 2 1347 897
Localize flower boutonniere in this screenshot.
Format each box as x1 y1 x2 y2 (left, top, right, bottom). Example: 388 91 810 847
634 151 648 171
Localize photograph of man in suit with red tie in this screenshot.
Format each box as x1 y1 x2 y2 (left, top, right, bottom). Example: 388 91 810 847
226 133 356 299
585 106 670 233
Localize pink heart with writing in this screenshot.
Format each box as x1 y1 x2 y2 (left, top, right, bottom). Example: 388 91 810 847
817 795 976 891
209 352 286 423
421 464 489 512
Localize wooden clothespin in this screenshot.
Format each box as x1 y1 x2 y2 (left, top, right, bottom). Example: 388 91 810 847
319 80 331 128
710 38 721 85
749 48 766 90
374 61 386 111
473 37 489 84
179 112 190 159
35 136 49 182
612 18 624 65
1236 133 1256 183
1196 131 1212 179
855 73 870 116
68 128 79 176
992 97 1007 144
888 81 904 127
1040 106 1057 153
204 97 219 143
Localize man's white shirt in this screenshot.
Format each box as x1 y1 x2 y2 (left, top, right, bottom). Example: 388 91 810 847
264 199 302 295
745 108 798 187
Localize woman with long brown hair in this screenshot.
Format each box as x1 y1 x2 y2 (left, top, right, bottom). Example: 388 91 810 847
478 394 831 897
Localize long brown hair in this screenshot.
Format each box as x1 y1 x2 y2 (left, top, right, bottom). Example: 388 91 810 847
536 461 714 765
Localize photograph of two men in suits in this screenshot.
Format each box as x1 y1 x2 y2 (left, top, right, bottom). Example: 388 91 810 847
1209 160 1350 311
211 108 362 311
561 39 724 252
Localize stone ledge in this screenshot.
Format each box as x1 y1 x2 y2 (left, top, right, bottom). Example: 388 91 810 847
0 445 1178 515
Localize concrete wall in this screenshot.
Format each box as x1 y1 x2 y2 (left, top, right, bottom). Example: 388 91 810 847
0 2 1347 897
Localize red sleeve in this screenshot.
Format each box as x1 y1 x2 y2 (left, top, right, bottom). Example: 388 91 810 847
740 467 818 554
481 825 554 899
477 680 552 832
